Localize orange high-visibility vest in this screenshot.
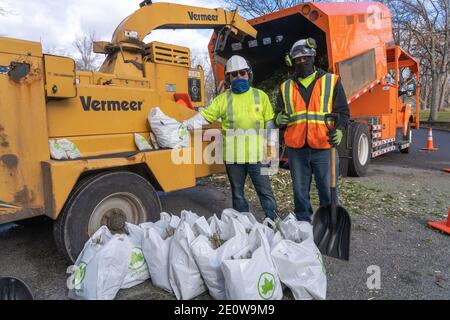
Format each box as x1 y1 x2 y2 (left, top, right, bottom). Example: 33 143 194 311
280 73 338 149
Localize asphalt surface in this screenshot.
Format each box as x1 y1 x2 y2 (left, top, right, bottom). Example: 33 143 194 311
376 128 450 171
0 128 448 300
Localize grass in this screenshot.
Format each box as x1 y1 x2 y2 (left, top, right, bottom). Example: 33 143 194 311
206 168 449 221
419 110 450 122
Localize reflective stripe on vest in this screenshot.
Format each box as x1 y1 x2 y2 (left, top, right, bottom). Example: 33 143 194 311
227 88 261 130
281 80 294 115
227 91 234 128
288 112 307 126
254 89 261 131
307 113 326 122
287 113 326 126
321 73 336 114
281 73 336 123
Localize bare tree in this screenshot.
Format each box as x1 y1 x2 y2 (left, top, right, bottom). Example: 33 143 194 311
43 45 70 57
223 0 315 18
382 0 450 121
73 32 102 71
191 50 216 104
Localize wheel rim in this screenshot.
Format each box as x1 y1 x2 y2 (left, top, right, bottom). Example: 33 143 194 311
358 133 369 166
88 192 146 236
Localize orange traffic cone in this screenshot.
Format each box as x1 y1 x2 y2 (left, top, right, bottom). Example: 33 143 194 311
428 208 450 235
421 128 438 151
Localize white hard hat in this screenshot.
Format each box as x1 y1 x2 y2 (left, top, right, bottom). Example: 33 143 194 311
290 38 317 59
225 55 250 73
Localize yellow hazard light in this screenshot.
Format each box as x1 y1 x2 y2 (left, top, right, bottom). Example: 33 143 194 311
302 5 311 15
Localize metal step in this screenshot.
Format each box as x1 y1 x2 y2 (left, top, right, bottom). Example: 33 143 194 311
372 145 397 158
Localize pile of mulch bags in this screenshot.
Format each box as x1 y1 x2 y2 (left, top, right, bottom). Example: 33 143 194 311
66 209 326 300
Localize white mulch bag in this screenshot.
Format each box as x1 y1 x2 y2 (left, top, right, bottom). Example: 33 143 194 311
121 223 150 289
169 211 206 300
206 214 234 241
148 107 189 149
134 133 153 151
280 213 313 243
271 237 326 300
149 132 160 150
191 216 248 300
221 208 257 234
66 226 131 300
141 213 180 293
221 228 283 300
180 210 201 227
269 215 326 300
253 220 277 246
56 138 82 159
49 139 68 160
263 214 313 248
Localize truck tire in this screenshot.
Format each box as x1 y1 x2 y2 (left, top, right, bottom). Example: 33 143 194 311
53 171 162 263
400 121 412 154
348 123 371 177
53 174 99 258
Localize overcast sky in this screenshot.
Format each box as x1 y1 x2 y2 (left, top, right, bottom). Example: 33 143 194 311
0 0 223 58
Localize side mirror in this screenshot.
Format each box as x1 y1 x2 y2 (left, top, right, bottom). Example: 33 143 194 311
399 83 416 97
406 83 416 96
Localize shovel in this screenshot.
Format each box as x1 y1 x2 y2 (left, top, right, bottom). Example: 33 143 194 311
312 113 351 261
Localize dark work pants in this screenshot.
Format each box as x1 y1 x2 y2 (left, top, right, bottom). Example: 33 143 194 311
225 163 278 220
287 147 339 222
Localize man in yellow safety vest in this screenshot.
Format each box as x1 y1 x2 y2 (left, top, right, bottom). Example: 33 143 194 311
184 55 278 220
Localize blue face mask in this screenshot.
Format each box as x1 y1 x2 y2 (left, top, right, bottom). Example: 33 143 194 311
231 78 250 94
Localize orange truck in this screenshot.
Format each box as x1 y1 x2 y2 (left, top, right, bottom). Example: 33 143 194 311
209 1 420 176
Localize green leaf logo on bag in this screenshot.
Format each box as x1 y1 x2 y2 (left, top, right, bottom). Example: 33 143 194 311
178 125 187 140
129 247 146 272
74 262 87 288
317 253 326 274
257 272 276 300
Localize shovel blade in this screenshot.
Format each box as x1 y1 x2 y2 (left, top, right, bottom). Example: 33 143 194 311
313 205 351 261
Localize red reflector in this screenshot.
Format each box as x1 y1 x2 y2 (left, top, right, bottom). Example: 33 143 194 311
310 10 319 21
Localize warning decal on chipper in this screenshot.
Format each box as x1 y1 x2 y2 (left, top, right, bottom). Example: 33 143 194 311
80 96 143 112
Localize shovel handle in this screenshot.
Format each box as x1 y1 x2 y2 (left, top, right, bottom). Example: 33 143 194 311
331 147 336 189
325 113 339 189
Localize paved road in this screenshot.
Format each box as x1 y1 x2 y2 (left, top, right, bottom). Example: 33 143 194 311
373 128 450 171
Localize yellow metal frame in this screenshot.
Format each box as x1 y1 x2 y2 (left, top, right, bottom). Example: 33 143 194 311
147 42 190 67
43 54 77 98
111 2 257 45
0 2 256 223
